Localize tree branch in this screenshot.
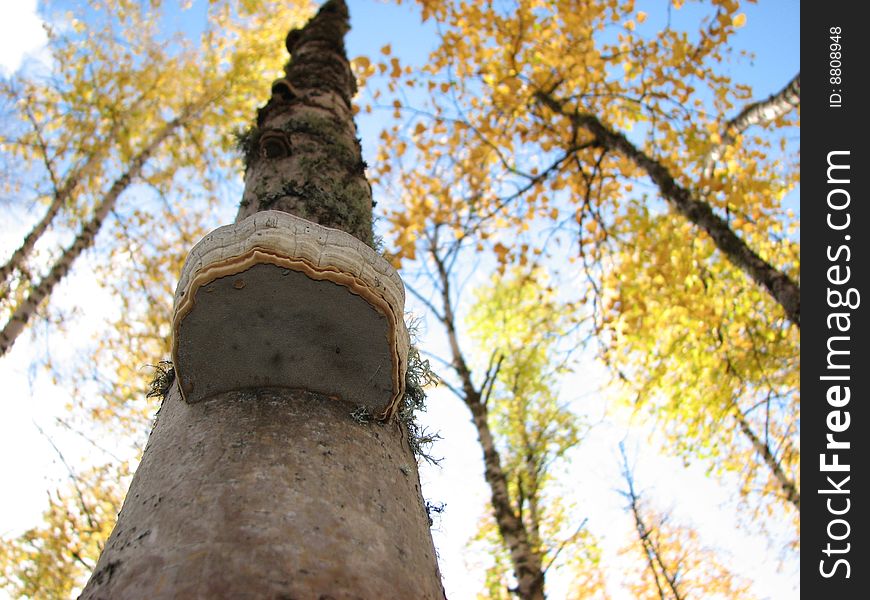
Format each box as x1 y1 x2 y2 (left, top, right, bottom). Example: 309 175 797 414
0 108 194 358
705 72 800 176
733 408 800 512
620 444 685 600
535 90 800 328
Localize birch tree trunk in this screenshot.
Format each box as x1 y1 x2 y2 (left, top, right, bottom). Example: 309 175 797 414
733 409 801 512
536 91 801 328
429 238 545 600
80 1 444 598
0 152 97 294
0 113 189 358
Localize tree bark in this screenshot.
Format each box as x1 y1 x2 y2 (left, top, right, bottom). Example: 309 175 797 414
469 400 545 600
0 114 187 358
535 91 801 328
81 1 444 597
80 387 443 599
235 0 373 244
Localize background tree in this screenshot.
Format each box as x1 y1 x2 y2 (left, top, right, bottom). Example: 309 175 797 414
400 215 609 598
0 0 313 357
372 0 799 542
0 462 128 598
618 446 757 600
465 267 602 599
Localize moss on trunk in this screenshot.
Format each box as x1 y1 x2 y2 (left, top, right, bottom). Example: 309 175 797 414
236 0 373 246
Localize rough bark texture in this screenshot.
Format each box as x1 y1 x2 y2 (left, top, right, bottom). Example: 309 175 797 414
235 0 373 246
0 115 185 358
82 1 444 597
80 386 444 600
536 91 801 328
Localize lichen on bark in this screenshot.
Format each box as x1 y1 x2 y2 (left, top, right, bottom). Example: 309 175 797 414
235 0 373 247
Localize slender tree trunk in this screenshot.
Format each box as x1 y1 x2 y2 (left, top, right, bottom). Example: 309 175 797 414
535 91 801 328
0 115 186 358
469 400 545 600
629 501 685 600
80 2 444 598
0 115 124 299
429 239 545 600
0 191 64 298
704 73 800 176
0 152 98 294
733 409 801 512
621 449 685 600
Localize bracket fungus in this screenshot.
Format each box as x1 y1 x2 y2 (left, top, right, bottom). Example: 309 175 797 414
171 210 409 419
258 129 292 159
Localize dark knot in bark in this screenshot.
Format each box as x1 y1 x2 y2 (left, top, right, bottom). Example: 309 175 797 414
258 130 292 160
285 28 302 54
271 78 298 103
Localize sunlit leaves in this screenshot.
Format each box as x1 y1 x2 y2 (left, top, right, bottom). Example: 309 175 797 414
464 269 592 595
600 202 799 540
0 462 130 599
374 0 799 542
2 0 315 420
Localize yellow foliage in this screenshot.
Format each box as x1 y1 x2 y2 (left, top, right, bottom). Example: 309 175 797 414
464 270 595 596
619 500 758 599
0 462 131 598
376 0 799 542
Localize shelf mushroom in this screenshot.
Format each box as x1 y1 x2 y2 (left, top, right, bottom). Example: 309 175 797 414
171 211 409 420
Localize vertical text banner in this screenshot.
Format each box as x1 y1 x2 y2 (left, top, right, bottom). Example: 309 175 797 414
804 3 869 597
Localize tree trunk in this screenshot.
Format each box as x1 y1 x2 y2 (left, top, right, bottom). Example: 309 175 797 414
621 449 685 600
0 114 187 358
733 408 801 512
80 387 443 599
80 1 444 597
0 151 98 296
535 91 801 328
469 400 545 600
0 189 65 299
704 73 800 176
428 240 545 600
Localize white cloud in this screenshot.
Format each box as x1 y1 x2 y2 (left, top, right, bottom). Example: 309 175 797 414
0 0 48 75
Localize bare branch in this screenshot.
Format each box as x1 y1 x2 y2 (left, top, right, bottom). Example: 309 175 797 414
705 72 800 176
33 420 99 534
619 444 685 600
536 90 800 328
